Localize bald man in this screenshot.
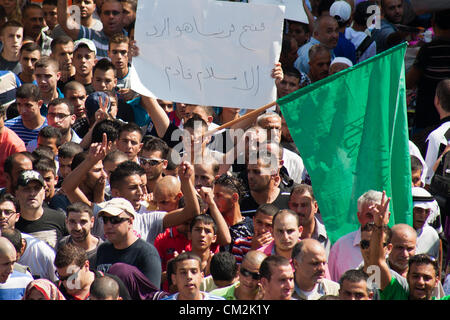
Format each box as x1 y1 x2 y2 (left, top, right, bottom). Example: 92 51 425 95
388 224 417 278
153 175 183 213
211 250 267 300
292 239 339 300
0 237 16 284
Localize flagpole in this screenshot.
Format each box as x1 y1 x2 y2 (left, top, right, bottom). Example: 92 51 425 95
203 100 278 138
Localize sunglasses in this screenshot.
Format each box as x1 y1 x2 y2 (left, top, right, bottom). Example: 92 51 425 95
101 216 130 225
240 267 261 280
360 240 388 250
139 157 164 166
55 268 81 282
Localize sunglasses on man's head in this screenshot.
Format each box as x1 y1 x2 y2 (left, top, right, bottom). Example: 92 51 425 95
240 267 261 280
101 216 130 225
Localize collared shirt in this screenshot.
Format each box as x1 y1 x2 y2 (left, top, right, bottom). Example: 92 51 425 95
292 278 340 300
40 31 53 57
294 37 336 75
312 216 331 259
328 228 363 282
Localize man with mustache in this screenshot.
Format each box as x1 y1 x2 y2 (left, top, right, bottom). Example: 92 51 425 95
307 44 331 83
294 15 339 75
22 3 53 57
292 239 339 300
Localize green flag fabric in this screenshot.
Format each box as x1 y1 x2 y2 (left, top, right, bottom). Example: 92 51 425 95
278 43 412 244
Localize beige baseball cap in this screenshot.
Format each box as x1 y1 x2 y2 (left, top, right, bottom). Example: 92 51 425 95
98 198 136 218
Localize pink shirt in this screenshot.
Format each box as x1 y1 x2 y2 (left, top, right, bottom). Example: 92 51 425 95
258 240 332 280
0 127 26 188
328 229 363 282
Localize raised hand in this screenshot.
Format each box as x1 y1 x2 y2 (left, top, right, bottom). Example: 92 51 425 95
373 190 391 227
88 132 108 163
178 161 194 181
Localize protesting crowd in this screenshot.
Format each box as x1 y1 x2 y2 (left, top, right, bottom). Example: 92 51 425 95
0 0 449 302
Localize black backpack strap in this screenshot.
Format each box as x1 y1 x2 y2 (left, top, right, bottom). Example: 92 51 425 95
356 35 374 60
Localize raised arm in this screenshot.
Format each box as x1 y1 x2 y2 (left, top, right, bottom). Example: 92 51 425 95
162 161 201 229
140 95 171 138
57 0 81 40
302 0 315 34
61 133 108 207
199 186 231 246
368 191 392 291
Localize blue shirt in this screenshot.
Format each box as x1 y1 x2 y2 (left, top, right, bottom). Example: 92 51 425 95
294 37 336 74
333 32 357 65
5 116 48 145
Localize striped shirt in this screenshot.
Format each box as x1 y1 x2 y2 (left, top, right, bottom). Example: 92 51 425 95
4 116 48 146
0 269 34 300
0 70 21 107
78 26 127 59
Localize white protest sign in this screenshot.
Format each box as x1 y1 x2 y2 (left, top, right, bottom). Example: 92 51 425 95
131 0 285 109
248 0 308 23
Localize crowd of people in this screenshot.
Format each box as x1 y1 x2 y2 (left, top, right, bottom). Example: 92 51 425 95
0 0 449 302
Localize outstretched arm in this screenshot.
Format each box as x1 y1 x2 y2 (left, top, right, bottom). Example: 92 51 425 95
368 191 392 291
61 133 108 207
57 0 81 40
199 187 231 246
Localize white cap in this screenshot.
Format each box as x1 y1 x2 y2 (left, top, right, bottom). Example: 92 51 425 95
330 1 352 23
412 187 434 210
330 57 353 67
74 38 97 55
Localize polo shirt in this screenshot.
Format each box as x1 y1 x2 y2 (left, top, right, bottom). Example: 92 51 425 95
380 277 450 300
210 282 238 300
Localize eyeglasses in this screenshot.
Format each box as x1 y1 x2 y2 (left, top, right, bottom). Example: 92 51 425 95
139 156 164 166
101 215 130 225
240 267 261 280
360 240 388 250
55 268 81 282
0 209 16 217
48 113 71 120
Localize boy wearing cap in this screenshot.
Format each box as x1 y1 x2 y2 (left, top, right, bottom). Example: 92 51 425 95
94 197 162 288
70 38 97 95
14 170 68 249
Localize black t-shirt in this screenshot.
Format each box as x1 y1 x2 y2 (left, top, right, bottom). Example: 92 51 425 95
95 238 162 289
56 270 131 300
239 188 291 218
15 207 68 249
413 38 450 129
66 76 95 95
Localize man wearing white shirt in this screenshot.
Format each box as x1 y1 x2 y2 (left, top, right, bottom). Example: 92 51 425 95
424 79 450 186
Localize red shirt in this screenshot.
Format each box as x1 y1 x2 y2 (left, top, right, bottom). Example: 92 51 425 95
0 127 26 188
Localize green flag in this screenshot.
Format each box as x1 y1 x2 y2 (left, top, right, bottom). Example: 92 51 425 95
278 43 412 244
